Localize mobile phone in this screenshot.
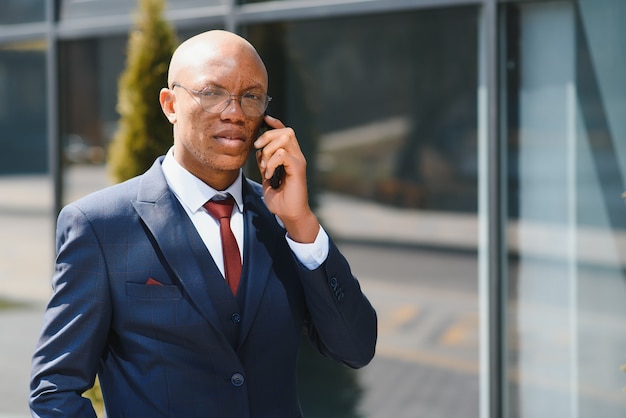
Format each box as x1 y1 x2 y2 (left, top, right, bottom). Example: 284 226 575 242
270 163 285 189
257 119 285 189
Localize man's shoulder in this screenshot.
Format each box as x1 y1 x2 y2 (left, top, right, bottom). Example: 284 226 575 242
62 175 143 217
66 158 166 215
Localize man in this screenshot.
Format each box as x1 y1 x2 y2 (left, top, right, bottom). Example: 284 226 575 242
30 30 377 417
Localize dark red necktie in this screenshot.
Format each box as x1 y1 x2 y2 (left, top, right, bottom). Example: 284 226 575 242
204 196 241 295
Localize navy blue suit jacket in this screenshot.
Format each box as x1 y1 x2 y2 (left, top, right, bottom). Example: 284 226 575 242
30 158 377 417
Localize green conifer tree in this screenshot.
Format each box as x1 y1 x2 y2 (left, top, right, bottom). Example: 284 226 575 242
107 0 177 183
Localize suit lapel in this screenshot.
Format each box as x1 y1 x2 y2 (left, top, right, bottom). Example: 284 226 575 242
130 161 282 349
131 158 224 334
238 179 281 348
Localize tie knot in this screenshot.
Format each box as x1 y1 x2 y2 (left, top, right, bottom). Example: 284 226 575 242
204 196 235 220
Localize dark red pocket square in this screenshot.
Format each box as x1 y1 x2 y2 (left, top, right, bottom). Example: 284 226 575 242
145 278 164 286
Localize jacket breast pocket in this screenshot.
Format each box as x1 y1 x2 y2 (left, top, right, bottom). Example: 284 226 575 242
126 282 183 299
124 282 187 329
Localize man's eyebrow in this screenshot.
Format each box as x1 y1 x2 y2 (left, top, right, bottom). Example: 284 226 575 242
198 80 266 92
244 82 266 91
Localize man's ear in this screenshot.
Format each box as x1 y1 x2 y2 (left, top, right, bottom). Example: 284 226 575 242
159 87 177 123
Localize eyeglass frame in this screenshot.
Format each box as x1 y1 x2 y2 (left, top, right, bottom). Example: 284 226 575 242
171 82 271 117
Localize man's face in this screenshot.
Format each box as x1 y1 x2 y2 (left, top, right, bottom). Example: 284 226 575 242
165 44 268 187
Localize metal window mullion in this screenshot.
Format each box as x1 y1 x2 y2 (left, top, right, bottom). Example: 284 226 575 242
46 1 62 219
485 0 506 417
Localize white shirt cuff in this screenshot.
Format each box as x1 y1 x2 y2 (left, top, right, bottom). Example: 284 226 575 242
286 226 329 270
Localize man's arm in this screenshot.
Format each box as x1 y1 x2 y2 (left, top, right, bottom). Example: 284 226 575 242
295 238 377 369
255 115 377 368
30 205 111 417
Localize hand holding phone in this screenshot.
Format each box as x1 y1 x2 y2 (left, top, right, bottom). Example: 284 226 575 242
257 118 285 189
269 165 285 189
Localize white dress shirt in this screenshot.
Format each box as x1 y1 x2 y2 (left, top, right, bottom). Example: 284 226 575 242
161 148 328 277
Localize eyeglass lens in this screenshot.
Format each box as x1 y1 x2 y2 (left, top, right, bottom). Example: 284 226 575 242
200 86 268 116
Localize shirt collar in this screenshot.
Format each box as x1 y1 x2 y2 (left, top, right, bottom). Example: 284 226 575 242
161 147 244 214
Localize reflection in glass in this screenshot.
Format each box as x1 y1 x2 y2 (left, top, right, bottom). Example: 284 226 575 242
59 37 127 171
246 6 480 416
0 38 53 307
504 1 626 416
0 0 45 24
239 0 284 4
59 0 228 20
0 40 47 174
58 36 126 206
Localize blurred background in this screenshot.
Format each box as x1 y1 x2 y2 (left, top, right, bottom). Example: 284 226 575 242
1 0 626 417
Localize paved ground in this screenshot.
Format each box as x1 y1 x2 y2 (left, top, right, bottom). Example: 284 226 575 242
0 165 482 418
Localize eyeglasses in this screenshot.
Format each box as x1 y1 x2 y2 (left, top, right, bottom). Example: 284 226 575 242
171 82 271 117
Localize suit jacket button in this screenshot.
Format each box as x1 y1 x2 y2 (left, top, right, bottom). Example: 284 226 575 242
329 277 338 289
231 373 245 387
231 313 241 324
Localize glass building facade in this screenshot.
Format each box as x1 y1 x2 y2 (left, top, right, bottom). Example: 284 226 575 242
1 0 624 417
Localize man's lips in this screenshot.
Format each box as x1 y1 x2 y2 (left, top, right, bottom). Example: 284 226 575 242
214 129 247 142
215 135 244 141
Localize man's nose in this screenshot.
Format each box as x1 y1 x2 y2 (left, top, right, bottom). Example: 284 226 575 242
221 95 246 118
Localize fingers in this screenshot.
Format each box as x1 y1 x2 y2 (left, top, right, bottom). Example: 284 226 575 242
256 146 287 181
254 118 291 153
254 116 299 180
254 117 311 220
253 115 280 149
263 114 283 130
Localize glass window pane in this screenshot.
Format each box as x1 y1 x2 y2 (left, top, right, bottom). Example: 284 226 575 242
59 0 226 20
246 6 480 416
0 0 45 24
59 36 127 201
503 1 626 416
60 34 154 202
0 43 53 407
241 0 283 3
0 41 48 173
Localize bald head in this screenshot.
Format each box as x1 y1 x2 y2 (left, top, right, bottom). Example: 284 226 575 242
159 30 270 189
168 30 267 90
